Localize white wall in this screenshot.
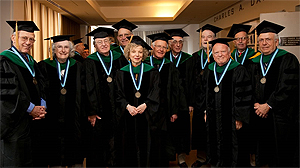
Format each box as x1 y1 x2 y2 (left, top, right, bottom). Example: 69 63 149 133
183 24 199 54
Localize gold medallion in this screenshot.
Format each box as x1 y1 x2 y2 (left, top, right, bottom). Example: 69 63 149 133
107 76 112 83
200 70 204 76
61 88 67 95
214 86 220 93
260 77 266 84
135 91 141 98
33 77 38 85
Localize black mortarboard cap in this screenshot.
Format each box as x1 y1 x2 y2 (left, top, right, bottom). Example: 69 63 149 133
164 28 189 38
73 38 83 45
112 19 138 31
84 44 89 50
251 20 285 35
44 35 74 43
126 36 151 50
7 21 39 32
209 38 235 47
196 24 223 35
147 32 172 43
227 24 252 37
86 27 115 39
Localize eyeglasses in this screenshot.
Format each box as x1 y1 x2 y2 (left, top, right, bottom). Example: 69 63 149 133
235 37 248 41
118 34 131 38
171 40 183 45
258 38 273 43
95 39 110 45
19 36 36 43
154 45 167 50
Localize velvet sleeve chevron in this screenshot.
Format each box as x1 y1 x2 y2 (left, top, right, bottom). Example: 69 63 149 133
233 65 252 124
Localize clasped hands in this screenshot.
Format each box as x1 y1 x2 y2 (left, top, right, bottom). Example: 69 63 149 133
254 103 270 118
29 106 47 120
127 103 147 116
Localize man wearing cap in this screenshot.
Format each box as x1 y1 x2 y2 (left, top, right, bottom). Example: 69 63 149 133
191 24 222 167
202 38 252 167
248 20 299 167
112 19 138 55
73 38 85 62
163 28 192 167
227 24 260 67
82 27 127 167
0 21 47 167
83 44 90 58
145 32 188 167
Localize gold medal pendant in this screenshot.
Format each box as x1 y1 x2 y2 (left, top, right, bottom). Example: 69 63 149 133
33 77 38 85
200 70 204 76
135 91 141 98
260 77 266 84
61 88 67 95
107 76 112 83
214 86 220 93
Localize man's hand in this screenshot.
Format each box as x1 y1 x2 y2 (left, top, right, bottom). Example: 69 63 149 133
29 106 47 120
236 120 243 130
170 114 178 122
137 103 147 114
254 103 270 118
88 115 101 127
127 105 138 116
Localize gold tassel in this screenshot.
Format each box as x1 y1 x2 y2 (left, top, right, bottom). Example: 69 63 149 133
199 29 202 48
254 29 257 52
50 37 53 60
207 42 210 63
129 34 133 43
15 21 20 50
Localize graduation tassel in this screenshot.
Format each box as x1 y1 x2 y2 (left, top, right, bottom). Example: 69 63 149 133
129 34 134 43
15 21 20 50
199 29 202 48
254 29 257 52
50 37 53 60
206 41 210 63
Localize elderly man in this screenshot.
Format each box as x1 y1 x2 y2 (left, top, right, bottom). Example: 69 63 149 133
227 24 260 66
249 20 299 167
145 32 188 167
0 21 47 167
82 27 127 167
112 19 137 54
202 38 252 167
73 38 85 62
191 24 222 167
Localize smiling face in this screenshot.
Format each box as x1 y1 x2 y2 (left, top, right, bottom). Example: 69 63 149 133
258 32 278 55
94 37 110 56
152 40 168 59
11 30 35 54
212 43 231 67
201 30 215 48
129 45 144 66
117 28 132 47
233 31 248 52
55 40 70 63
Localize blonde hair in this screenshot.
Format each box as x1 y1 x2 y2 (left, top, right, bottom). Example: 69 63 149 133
123 43 149 61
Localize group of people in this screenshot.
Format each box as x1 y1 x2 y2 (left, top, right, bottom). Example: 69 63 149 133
0 18 299 168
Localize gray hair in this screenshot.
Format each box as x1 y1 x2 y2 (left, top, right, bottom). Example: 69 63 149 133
52 41 75 58
124 43 149 61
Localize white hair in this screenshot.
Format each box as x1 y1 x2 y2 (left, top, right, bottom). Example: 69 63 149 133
152 41 168 48
52 41 75 58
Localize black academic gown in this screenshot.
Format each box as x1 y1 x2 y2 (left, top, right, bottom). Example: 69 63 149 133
73 51 85 63
82 51 126 167
144 56 188 166
38 58 83 166
248 49 299 167
0 48 46 167
191 49 215 152
165 51 193 155
203 61 252 167
115 63 160 167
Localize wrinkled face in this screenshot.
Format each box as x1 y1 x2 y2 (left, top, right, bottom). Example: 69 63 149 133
117 28 132 47
212 43 231 66
169 36 183 53
152 40 168 59
129 45 144 65
55 40 70 62
233 31 248 52
201 30 215 48
76 42 85 54
94 37 110 56
258 32 278 55
11 31 35 54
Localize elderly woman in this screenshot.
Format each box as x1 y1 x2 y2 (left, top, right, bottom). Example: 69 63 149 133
38 35 83 167
114 36 160 167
